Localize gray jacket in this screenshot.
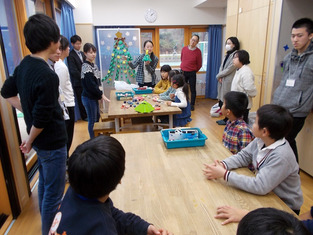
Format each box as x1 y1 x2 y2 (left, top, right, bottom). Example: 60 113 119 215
272 41 313 117
216 51 237 101
223 138 303 210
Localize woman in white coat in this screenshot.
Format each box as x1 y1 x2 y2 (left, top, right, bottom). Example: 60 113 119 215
216 37 240 125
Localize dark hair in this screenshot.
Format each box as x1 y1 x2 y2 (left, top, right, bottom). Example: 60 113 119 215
59 35 69 51
23 14 60 54
192 34 200 42
68 135 125 199
70 34 82 44
257 104 293 141
83 43 97 53
143 40 154 47
226 37 240 52
168 70 180 82
237 208 309 235
224 91 248 118
235 50 250 65
171 74 189 102
160 65 172 72
292 18 313 34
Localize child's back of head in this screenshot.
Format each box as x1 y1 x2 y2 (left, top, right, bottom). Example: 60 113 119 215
257 104 293 141
24 13 60 54
224 91 248 118
68 135 125 199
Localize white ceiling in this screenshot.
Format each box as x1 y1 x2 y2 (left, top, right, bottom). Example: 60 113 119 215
194 0 227 8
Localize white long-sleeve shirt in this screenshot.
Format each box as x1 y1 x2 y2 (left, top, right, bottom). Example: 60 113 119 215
55 59 75 107
170 87 187 108
231 65 257 109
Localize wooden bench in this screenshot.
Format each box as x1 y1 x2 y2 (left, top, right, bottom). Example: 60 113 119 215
93 121 116 136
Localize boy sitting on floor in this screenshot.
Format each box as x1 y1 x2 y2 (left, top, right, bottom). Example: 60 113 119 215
49 135 173 235
221 91 254 155
203 104 303 214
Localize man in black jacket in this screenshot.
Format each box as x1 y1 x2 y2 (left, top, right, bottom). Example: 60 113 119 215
68 34 87 120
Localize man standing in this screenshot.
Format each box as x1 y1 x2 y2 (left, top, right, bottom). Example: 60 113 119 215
1 14 67 235
272 18 313 162
68 34 87 120
180 34 202 111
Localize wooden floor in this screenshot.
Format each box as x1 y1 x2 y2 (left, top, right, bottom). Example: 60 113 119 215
6 98 313 234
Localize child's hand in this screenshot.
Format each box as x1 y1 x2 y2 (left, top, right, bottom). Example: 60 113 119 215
166 101 172 106
215 206 249 225
169 94 175 99
147 225 173 235
203 160 226 180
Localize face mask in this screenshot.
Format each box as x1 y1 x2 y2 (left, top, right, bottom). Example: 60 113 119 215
225 44 233 51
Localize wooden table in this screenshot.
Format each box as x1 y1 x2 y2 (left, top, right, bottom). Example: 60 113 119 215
108 90 182 132
111 129 295 235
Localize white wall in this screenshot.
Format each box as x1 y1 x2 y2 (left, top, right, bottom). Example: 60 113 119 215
74 0 226 25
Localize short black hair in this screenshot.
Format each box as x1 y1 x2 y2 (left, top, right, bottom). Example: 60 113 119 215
68 135 125 199
257 104 293 141
227 37 240 51
168 70 180 82
237 208 309 235
160 65 172 72
235 50 250 65
83 43 97 53
23 14 60 53
292 18 313 34
224 91 248 118
70 35 82 44
59 35 69 51
192 34 200 42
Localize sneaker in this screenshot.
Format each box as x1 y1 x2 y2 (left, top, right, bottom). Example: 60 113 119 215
191 105 195 111
216 119 227 125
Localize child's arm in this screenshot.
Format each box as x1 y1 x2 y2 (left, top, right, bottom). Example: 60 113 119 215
203 160 227 180
147 225 173 235
169 90 187 108
153 80 163 94
238 128 254 151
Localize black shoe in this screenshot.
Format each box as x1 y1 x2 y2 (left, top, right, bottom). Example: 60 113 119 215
191 105 195 111
216 119 226 125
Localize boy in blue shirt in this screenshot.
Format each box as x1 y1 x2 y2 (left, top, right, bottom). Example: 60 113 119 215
203 104 303 214
49 135 173 235
221 91 254 155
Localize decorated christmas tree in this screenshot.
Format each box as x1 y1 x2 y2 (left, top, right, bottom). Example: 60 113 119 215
102 31 136 84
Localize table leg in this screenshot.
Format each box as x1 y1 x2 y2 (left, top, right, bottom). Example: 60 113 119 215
169 115 173 128
115 118 120 133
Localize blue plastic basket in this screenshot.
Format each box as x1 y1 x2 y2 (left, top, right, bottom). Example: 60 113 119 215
161 128 208 149
132 87 153 94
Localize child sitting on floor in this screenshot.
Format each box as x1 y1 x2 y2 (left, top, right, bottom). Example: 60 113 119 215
166 74 192 127
49 135 173 235
221 91 254 155
159 70 180 101
203 104 303 214
154 65 172 94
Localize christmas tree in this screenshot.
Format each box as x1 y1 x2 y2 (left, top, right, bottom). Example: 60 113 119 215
102 31 136 84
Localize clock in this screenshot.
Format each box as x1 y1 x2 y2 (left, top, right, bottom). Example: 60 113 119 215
144 8 157 23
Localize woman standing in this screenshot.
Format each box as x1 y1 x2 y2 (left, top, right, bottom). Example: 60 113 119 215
128 40 158 87
216 37 240 125
81 43 110 138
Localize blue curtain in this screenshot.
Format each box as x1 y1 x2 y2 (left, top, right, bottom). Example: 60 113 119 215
205 25 222 99
61 1 76 49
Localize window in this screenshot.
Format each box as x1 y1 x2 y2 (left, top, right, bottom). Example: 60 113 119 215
139 26 208 72
159 28 184 68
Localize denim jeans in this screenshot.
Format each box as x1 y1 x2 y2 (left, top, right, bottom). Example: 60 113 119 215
82 96 100 138
33 145 67 235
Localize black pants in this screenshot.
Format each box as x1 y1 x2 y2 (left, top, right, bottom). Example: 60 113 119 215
286 116 306 163
65 106 75 157
73 86 87 120
183 71 197 106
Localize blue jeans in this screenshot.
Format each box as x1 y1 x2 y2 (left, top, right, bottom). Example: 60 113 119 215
82 96 100 138
33 145 67 235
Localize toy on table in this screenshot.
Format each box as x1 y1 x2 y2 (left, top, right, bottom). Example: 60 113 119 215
143 49 152 62
168 128 199 141
116 91 134 101
134 101 155 113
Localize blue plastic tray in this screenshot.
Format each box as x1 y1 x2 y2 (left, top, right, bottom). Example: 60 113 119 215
116 91 134 100
161 128 207 149
132 87 153 94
